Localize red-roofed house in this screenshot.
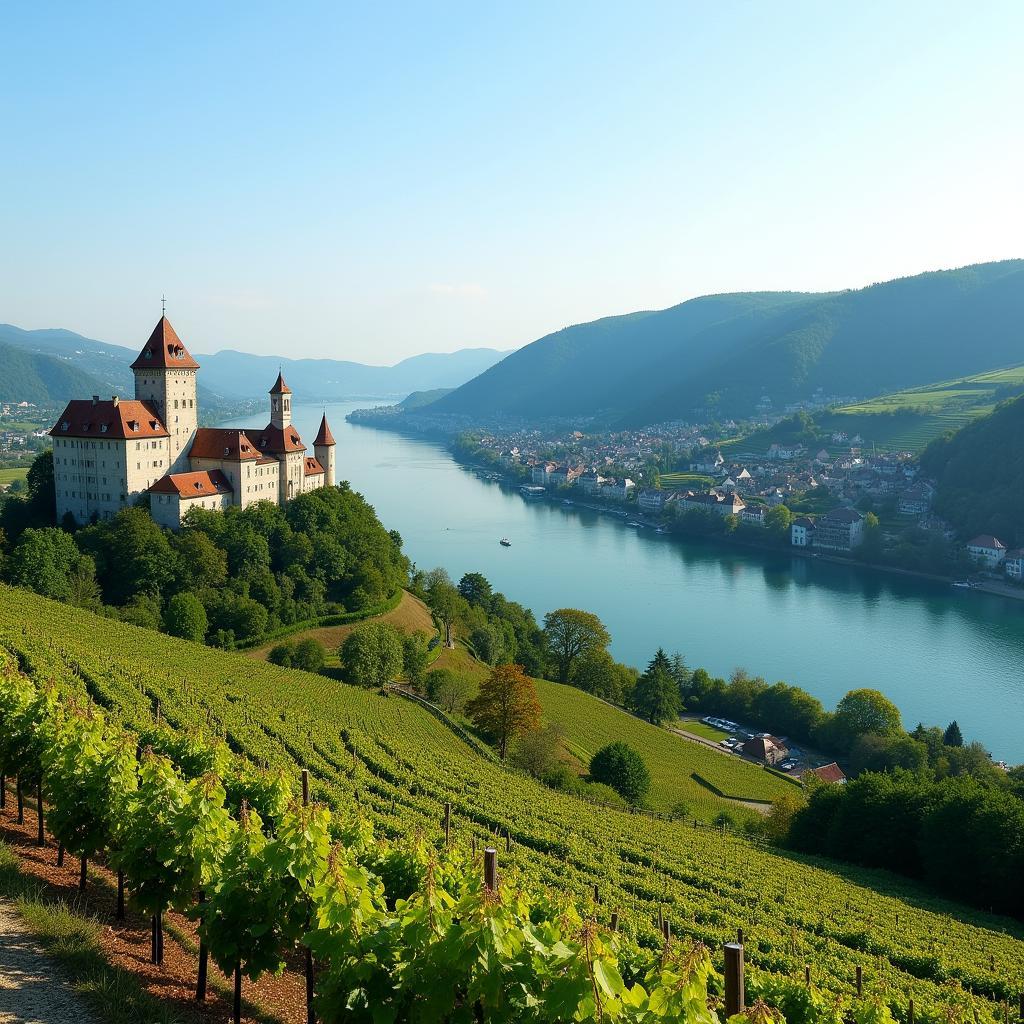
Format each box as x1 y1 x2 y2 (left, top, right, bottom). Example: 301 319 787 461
806 762 847 785
966 535 1007 568
50 315 339 527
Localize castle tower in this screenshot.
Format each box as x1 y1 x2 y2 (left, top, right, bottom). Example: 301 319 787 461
314 412 336 487
269 371 292 429
131 316 200 473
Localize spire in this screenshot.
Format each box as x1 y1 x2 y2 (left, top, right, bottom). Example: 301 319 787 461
269 370 291 395
130 316 200 370
314 412 336 447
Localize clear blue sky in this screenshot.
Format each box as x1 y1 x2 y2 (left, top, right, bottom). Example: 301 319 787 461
2 2 1021 363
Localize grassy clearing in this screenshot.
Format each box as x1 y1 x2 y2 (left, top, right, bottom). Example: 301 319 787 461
676 718 731 742
0 843 180 1024
659 471 714 488
0 466 29 486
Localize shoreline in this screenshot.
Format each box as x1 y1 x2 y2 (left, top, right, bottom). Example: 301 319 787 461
346 412 1024 605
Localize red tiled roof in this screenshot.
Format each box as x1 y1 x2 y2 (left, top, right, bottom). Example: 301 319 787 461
304 456 325 476
249 424 306 454
188 428 261 461
149 470 232 498
50 399 168 439
313 413 335 446
130 317 200 370
808 762 847 784
269 371 291 394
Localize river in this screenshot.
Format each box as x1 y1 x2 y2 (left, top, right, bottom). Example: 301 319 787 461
224 400 1024 762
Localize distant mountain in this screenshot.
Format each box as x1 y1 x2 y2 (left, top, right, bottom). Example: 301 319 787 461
431 260 1024 426
193 347 509 399
0 340 104 405
0 323 510 402
921 393 1024 547
398 388 453 410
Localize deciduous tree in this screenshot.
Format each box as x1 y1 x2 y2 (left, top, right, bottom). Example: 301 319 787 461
466 664 540 759
542 608 610 684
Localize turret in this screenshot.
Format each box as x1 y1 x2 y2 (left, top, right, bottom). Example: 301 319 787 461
269 371 292 429
314 412 336 487
131 315 199 472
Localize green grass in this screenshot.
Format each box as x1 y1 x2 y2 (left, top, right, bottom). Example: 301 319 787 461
675 718 731 742
0 843 181 1024
659 471 715 488
5 585 1024 1010
532 677 788 813
0 466 29 486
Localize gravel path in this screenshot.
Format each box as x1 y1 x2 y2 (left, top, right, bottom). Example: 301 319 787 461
0 899 94 1024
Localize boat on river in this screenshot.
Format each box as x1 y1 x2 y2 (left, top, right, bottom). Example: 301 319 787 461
500 537 511 547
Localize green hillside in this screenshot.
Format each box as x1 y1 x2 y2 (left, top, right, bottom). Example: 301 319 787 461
0 340 104 404
921 393 1024 546
532 677 793 812
432 260 1024 426
3 583 1024 1011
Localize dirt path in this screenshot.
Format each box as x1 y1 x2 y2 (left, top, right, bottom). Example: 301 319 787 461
0 899 95 1024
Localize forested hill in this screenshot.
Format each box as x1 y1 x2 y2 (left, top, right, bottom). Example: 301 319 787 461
431 260 1024 425
921 393 1024 546
0 340 104 404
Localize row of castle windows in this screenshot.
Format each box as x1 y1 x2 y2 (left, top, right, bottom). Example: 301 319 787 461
54 439 162 451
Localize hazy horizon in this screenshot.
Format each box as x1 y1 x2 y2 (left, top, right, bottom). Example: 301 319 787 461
2 2 1022 362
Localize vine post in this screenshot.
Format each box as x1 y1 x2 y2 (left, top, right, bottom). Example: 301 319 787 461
724 942 745 1016
36 777 44 846
856 964 863 996
484 847 497 892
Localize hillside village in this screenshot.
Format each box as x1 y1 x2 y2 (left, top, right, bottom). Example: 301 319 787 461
455 424 1024 585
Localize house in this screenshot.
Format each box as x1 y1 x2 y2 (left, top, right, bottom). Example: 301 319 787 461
720 476 738 493
607 478 635 500
680 491 746 518
1005 549 1024 581
531 461 558 486
897 483 934 516
689 450 724 474
578 470 606 495
806 762 847 785
814 507 865 552
741 504 766 527
742 735 788 766
638 488 666 513
967 535 1007 568
550 464 583 488
50 316 336 528
791 516 815 547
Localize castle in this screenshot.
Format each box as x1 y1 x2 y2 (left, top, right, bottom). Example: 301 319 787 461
50 316 336 528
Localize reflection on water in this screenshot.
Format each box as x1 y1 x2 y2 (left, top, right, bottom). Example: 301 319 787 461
222 401 1024 761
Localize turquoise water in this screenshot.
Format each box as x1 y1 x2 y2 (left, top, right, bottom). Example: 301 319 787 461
225 401 1024 762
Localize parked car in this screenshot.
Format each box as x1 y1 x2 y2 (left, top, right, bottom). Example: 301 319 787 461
779 760 797 771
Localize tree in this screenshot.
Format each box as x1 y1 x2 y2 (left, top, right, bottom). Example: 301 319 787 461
631 649 681 725
339 622 403 688
764 791 804 841
589 741 651 806
163 593 209 643
829 688 903 751
458 572 493 607
470 623 506 666
427 581 466 649
466 664 541 759
424 668 473 715
5 527 80 600
268 643 294 668
401 631 431 687
943 720 964 747
292 638 326 672
542 608 611 684
511 723 565 778
173 530 228 590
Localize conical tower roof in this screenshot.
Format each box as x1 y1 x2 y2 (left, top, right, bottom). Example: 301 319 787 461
269 371 292 395
130 316 200 370
314 412 336 446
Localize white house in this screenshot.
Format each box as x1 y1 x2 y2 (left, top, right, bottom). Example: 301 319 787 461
1005 549 1024 580
638 489 666 513
791 516 815 547
967 534 1007 568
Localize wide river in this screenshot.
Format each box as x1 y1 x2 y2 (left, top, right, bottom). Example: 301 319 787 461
226 401 1024 762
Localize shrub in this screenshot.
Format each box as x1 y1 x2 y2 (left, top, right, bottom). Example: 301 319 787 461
589 741 651 806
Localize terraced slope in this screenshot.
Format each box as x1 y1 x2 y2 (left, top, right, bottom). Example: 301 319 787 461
2 584 1023 1011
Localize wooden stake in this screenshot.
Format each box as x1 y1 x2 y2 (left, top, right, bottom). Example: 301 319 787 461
737 927 744 945
505 830 511 853
908 999 914 1024
724 943 745 1016
233 964 242 1024
593 884 600 905
305 946 316 1024
196 891 209 1001
36 779 44 846
804 965 811 986
856 964 863 996
57 843 65 867
610 911 619 933
484 848 498 892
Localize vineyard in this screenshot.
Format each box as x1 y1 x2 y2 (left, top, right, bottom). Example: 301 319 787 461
2 583 1024 1021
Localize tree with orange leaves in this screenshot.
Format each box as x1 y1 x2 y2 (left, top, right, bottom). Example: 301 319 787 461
466 663 541 760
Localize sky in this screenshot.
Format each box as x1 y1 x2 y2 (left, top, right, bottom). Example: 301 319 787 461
1 2 1022 364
